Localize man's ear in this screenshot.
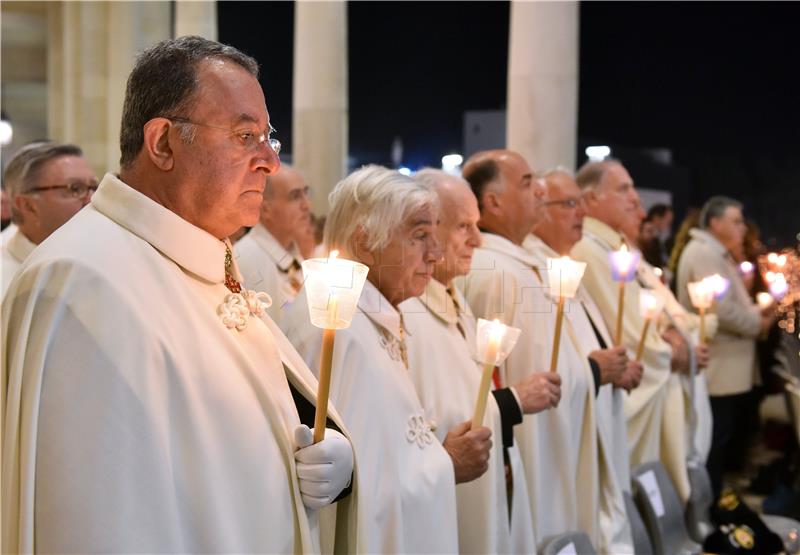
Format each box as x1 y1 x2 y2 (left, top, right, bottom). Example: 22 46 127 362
482 188 502 216
142 118 176 171
13 194 37 222
352 225 375 266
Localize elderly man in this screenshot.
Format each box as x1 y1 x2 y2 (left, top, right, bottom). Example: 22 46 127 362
522 168 639 552
400 168 553 553
235 164 310 324
676 195 774 497
1 142 97 295
460 149 593 545
571 159 692 501
283 165 490 553
2 37 356 553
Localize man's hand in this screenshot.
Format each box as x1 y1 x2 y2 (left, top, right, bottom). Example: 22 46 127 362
695 343 710 369
294 425 354 510
614 360 644 392
511 371 562 414
443 421 493 484
662 327 690 374
589 346 628 385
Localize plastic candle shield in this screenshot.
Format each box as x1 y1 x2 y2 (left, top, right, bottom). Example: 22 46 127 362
302 251 369 329
547 256 587 299
476 318 521 366
639 290 665 320
704 273 731 301
769 273 788 301
609 244 641 282
687 279 715 310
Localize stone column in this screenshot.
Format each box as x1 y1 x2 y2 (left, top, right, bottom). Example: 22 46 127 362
174 0 217 41
507 1 579 171
47 1 171 175
292 1 348 215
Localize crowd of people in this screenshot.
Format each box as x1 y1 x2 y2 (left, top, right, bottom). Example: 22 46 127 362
1 36 794 554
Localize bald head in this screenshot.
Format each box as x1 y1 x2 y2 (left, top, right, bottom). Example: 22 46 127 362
261 164 311 249
414 169 481 284
461 149 544 245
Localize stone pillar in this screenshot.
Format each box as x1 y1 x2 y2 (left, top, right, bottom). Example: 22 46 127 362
46 1 171 175
507 1 579 171
174 0 217 41
292 1 348 215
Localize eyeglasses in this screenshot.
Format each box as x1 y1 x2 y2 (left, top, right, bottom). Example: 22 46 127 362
26 180 99 198
543 198 581 209
166 116 281 154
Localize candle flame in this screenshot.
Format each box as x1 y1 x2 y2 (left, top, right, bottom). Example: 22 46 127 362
329 250 339 261
767 252 778 264
740 261 754 274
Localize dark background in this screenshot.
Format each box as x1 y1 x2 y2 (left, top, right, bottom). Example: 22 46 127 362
219 1 800 247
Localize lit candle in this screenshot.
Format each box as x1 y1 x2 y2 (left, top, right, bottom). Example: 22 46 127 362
608 243 641 346
472 319 521 428
546 256 587 373
302 250 369 442
635 290 664 361
687 278 715 344
769 273 788 301
757 292 774 309
739 261 754 276
704 273 731 301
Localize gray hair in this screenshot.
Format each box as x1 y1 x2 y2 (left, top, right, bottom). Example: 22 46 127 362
540 166 575 180
119 35 259 168
413 167 469 192
699 195 742 229
4 141 84 224
575 159 621 192
324 165 438 259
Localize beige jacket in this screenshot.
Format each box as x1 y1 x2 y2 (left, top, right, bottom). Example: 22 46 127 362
676 228 760 396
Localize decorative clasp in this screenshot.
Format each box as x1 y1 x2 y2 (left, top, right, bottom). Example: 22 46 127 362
218 290 273 331
406 414 435 448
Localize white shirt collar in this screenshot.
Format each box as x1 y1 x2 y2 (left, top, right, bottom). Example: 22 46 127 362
91 173 228 284
248 223 303 271
6 229 37 264
417 277 472 326
478 231 540 268
357 278 404 342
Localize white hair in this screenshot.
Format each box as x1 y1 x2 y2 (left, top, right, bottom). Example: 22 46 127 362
412 167 470 192
324 165 438 258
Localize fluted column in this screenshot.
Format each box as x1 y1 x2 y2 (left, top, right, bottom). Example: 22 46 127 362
292 0 348 215
507 1 579 171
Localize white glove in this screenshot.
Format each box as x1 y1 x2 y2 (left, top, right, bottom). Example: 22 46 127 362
294 425 354 510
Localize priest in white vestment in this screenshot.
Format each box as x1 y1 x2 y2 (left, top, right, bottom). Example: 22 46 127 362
235 164 310 324
571 160 692 501
460 150 612 547
523 169 646 553
401 169 557 553
2 37 357 554
283 165 495 554
1 141 97 296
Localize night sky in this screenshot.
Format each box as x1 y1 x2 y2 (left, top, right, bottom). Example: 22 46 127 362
219 1 800 245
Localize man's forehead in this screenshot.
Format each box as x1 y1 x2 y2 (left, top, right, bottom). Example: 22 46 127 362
547 175 580 198
193 59 268 123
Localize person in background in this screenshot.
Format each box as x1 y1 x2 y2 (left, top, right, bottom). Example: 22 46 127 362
1 141 97 296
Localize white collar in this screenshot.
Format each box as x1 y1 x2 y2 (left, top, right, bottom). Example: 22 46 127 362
478 231 541 268
5 229 37 264
357 278 404 342
248 223 303 271
91 173 229 284
416 278 472 326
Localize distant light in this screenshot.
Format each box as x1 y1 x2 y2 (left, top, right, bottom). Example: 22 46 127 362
585 145 611 162
653 267 663 278
0 119 12 146
398 166 412 176
441 153 463 175
739 261 754 275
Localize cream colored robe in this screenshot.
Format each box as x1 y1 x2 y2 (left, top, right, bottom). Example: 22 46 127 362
282 279 459 554
1 174 357 554
1 228 35 297
401 278 536 554
235 222 304 326
461 232 599 546
572 217 691 501
524 233 634 553
639 257 717 462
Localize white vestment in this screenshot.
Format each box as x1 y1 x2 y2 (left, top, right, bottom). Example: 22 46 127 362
638 258 716 463
282 279 459 554
235 222 304 326
572 217 691 501
460 232 599 547
523 233 634 554
0 223 17 246
401 279 536 554
1 173 357 554
1 228 36 297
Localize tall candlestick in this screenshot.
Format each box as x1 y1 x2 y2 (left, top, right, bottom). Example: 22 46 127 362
636 290 664 361
546 256 586 373
472 319 521 428
302 250 369 443
608 243 641 347
687 278 714 345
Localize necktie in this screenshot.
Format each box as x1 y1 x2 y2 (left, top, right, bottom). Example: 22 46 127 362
446 285 467 339
398 312 409 370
